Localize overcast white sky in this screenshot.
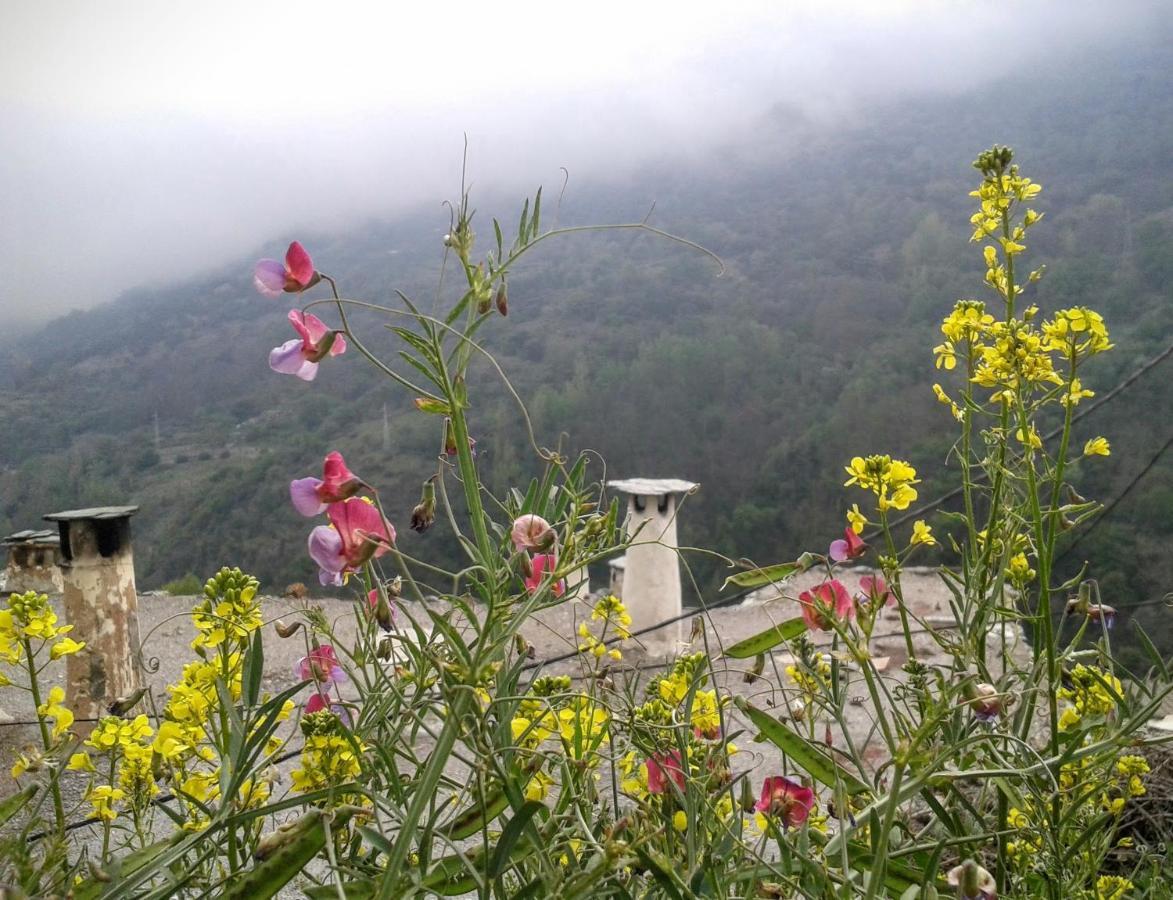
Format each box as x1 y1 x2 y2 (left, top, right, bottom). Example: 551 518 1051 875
0 0 1163 328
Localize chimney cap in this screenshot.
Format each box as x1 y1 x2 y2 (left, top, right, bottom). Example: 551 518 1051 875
44 506 139 523
607 478 697 496
1 529 60 547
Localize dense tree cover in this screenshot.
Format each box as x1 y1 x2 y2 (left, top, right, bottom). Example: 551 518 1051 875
1 38 1170 666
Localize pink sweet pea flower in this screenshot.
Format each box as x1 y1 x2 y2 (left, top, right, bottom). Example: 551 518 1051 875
797 579 854 631
254 241 320 296
290 451 363 516
296 644 347 686
511 514 555 552
270 309 347 381
755 775 815 828
857 574 895 609
308 498 395 586
646 750 686 794
829 527 868 562
524 553 565 597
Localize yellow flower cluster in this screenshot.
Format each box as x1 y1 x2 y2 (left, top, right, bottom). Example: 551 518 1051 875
971 318 1063 402
1095 875 1134 900
1043 307 1113 358
292 711 367 794
0 591 86 666
968 167 1042 243
1057 665 1123 732
1114 755 1150 799
191 567 263 652
557 696 610 762
69 714 158 822
1006 552 1036 586
577 595 632 660
844 455 919 512
785 653 832 706
1005 805 1043 861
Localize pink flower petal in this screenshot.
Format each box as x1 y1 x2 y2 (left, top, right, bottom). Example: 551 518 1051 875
290 477 327 517
511 514 553 552
285 241 315 287
287 309 313 345
829 539 849 562
308 525 344 578
299 311 331 345
270 338 309 375
254 259 286 296
329 333 347 357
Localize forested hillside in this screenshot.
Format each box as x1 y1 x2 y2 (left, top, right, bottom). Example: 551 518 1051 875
2 36 1170 660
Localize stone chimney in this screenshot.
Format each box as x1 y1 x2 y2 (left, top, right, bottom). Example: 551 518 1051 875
606 478 697 657
44 506 142 723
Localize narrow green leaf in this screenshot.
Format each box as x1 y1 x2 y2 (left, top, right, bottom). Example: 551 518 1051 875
493 218 504 260
243 627 263 709
633 847 685 900
723 617 807 658
489 800 546 878
531 186 542 238
1131 621 1168 680
518 197 529 248
737 699 870 796
358 825 393 857
305 885 375 900
0 783 37 828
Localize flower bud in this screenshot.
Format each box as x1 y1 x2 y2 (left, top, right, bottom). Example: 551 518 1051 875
744 653 766 684
947 859 996 899
376 636 393 661
511 514 556 552
107 687 149 717
965 682 1002 722
410 477 437 534
275 619 303 639
495 283 508 317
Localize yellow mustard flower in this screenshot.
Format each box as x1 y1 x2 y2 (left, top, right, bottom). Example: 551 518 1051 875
37 686 73 739
909 520 936 547
1083 437 1110 457
846 504 868 535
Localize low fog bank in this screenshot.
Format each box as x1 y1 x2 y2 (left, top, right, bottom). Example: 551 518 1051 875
0 0 1168 331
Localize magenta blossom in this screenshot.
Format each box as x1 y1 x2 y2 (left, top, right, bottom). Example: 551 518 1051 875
857 574 895 609
305 690 353 726
511 514 555 552
797 579 854 631
829 527 867 562
308 498 395 586
269 309 347 381
646 750 686 795
755 775 815 828
254 241 320 297
524 553 565 597
296 644 347 686
290 451 363 517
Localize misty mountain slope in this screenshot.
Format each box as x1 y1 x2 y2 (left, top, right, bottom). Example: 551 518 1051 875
1 37 1171 669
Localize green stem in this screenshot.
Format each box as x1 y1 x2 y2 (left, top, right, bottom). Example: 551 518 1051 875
23 638 65 837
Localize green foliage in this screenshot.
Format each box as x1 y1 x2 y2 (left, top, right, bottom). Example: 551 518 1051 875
160 572 203 596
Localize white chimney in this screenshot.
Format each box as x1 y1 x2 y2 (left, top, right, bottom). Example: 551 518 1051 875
606 478 697 657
